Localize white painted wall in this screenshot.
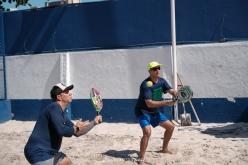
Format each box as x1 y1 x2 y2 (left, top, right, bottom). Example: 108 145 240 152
70 46 172 99
5 41 248 100
5 46 172 99
177 41 248 99
6 54 61 99
0 71 4 99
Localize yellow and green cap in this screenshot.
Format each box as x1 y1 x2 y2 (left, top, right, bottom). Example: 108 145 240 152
147 61 163 70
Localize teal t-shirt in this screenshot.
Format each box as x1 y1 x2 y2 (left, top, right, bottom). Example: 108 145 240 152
135 77 172 116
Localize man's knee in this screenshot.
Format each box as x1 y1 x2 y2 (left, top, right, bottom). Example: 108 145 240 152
143 126 152 138
144 131 151 138
161 121 175 132
169 124 175 132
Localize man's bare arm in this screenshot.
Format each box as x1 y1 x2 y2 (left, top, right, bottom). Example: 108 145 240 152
145 99 176 108
74 116 102 137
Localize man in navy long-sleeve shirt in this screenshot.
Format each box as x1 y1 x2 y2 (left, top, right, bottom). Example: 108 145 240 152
24 83 102 165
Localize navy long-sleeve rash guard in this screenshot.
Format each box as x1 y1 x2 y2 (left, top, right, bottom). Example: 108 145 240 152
24 102 75 164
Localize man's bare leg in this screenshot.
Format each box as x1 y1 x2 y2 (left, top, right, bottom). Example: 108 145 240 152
159 120 175 154
139 125 152 164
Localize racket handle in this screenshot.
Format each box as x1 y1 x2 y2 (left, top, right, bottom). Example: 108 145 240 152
96 111 102 124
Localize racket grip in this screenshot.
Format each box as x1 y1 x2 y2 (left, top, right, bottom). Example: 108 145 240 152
96 111 102 124
172 96 178 102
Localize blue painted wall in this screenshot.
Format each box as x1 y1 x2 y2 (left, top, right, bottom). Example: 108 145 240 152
176 0 248 42
10 98 248 123
178 98 248 123
2 0 248 55
0 100 12 123
1 0 248 123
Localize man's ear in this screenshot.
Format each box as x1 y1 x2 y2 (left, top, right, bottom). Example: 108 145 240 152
56 94 62 101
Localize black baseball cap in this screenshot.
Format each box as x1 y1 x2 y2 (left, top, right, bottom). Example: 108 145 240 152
50 83 74 101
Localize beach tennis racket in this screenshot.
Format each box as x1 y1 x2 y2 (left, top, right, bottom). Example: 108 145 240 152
90 88 103 115
176 86 193 103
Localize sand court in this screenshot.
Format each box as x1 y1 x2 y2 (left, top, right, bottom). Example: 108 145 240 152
0 121 248 165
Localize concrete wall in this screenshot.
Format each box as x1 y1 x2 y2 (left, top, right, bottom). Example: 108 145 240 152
6 46 172 100
6 54 61 99
4 41 248 122
0 57 4 99
0 100 11 123
177 41 248 99
70 47 172 99
176 41 248 122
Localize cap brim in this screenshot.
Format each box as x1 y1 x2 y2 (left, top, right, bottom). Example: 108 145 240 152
149 64 163 70
63 85 74 92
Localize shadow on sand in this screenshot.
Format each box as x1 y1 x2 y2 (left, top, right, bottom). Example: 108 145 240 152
102 149 139 160
201 122 248 138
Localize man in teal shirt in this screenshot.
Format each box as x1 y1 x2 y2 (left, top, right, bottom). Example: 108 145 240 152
135 61 177 164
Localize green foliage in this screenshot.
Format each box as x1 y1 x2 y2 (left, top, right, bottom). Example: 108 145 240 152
0 0 30 11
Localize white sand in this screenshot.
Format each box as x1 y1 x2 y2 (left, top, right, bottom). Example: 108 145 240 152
0 120 248 165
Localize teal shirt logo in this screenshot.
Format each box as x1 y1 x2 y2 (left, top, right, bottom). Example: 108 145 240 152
152 87 163 101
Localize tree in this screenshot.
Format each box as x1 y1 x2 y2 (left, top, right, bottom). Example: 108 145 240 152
0 0 30 11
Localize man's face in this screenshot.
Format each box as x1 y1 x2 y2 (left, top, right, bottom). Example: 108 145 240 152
149 66 160 77
57 90 73 103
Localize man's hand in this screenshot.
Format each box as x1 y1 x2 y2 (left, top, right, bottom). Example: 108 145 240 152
75 120 90 131
168 88 178 98
74 117 102 137
94 115 103 124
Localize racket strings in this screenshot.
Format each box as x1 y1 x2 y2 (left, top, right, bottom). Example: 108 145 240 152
92 93 103 110
177 86 193 103
90 88 103 112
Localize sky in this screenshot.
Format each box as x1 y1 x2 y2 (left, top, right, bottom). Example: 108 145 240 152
3 0 104 11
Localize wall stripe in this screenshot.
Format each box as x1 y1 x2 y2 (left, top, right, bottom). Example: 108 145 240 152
10 98 248 123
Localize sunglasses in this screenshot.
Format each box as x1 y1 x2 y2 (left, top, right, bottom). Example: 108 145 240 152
151 66 160 71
